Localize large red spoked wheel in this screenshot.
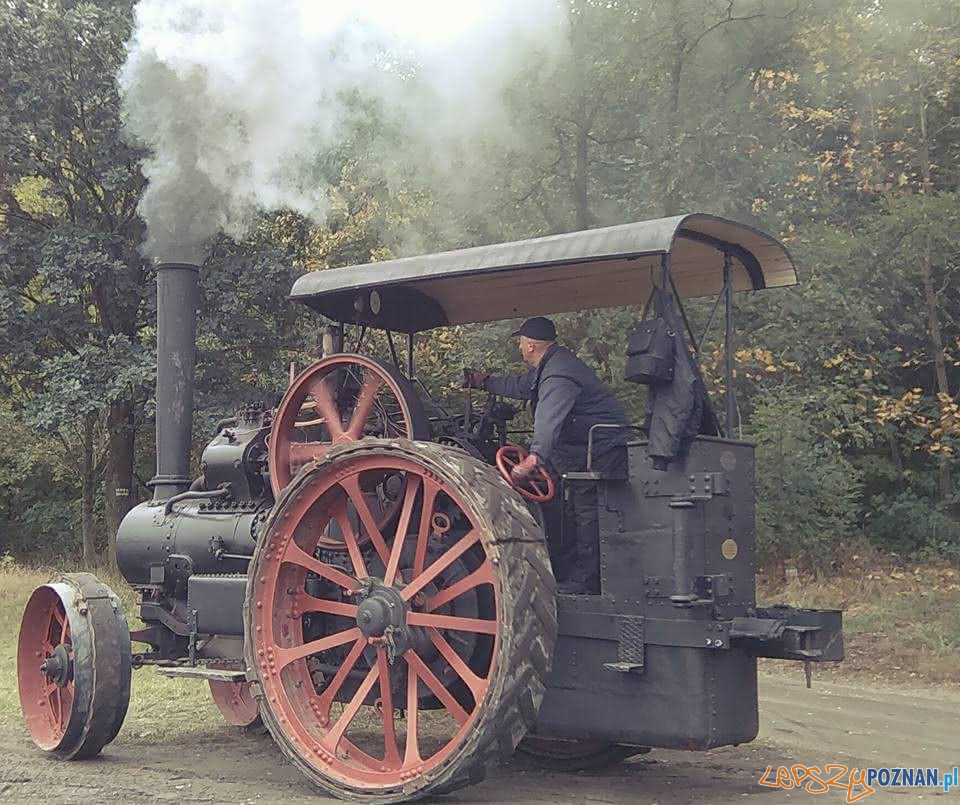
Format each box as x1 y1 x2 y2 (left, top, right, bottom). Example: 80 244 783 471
17 573 131 759
269 354 429 496
245 439 557 802
495 445 556 503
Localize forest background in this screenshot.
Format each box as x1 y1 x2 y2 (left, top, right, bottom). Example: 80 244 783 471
1 0 958 573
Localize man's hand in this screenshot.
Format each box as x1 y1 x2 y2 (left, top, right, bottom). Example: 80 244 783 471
463 368 488 389
510 452 541 481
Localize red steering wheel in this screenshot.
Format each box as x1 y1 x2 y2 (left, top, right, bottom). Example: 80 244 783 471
495 445 556 503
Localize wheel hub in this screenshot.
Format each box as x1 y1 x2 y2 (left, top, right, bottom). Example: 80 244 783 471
40 643 72 687
355 580 410 660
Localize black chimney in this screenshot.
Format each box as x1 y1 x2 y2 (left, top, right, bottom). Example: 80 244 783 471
149 262 199 501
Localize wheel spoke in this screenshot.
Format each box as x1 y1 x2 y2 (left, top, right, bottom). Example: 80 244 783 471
316 638 367 716
282 541 358 593
288 441 331 469
274 626 362 670
330 496 369 579
413 479 441 576
384 474 421 586
307 376 345 440
376 647 402 767
340 475 390 563
404 661 422 765
48 687 61 725
340 739 382 769
404 650 469 726
425 563 496 611
293 593 358 619
292 416 327 428
48 609 63 646
406 612 497 635
60 685 74 727
402 530 481 601
345 371 383 440
323 662 379 751
428 628 487 702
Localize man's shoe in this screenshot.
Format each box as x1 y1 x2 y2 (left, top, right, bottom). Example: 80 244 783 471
557 579 598 595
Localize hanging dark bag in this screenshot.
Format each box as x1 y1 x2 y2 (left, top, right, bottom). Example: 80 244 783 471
625 318 675 384
625 286 675 385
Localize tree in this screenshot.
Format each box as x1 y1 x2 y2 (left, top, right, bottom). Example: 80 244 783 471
751 0 960 502
0 0 154 563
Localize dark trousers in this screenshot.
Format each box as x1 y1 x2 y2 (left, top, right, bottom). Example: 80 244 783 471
550 445 628 584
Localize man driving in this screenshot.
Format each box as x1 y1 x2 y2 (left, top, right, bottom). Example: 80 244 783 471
465 317 630 595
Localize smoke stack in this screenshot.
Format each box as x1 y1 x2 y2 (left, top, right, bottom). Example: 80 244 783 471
149 262 199 501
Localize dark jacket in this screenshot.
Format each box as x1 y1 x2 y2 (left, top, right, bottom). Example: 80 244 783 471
485 344 631 466
644 287 719 469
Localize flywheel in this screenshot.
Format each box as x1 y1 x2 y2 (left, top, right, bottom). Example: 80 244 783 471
268 354 429 495
245 438 557 802
17 572 131 759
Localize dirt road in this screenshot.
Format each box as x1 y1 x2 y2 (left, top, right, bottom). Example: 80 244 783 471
1 672 956 804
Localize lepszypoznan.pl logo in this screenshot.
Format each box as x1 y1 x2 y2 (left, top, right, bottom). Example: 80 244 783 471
759 764 959 802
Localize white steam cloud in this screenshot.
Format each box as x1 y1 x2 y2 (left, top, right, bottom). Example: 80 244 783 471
119 0 565 262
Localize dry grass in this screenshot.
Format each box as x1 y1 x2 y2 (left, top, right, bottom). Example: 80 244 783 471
758 557 960 686
0 559 219 742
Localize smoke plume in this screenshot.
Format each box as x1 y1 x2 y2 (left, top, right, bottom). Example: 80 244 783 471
119 0 565 262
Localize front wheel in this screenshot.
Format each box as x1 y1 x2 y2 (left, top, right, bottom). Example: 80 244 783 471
244 438 557 802
17 573 131 759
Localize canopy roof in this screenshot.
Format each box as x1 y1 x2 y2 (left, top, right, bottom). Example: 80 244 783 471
290 213 797 333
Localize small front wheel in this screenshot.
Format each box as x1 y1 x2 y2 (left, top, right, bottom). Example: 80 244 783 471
17 573 131 759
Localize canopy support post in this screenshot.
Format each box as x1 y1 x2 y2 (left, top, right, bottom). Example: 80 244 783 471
723 252 737 437
667 271 699 357
386 330 401 370
407 332 415 380
697 289 725 355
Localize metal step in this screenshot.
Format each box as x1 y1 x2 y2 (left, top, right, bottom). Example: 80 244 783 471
155 666 246 683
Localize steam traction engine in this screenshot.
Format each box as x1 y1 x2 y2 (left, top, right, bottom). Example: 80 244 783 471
17 215 844 802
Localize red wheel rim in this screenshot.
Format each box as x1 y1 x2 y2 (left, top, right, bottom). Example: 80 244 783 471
251 454 499 789
495 445 555 503
268 355 426 496
209 679 260 727
17 586 76 750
